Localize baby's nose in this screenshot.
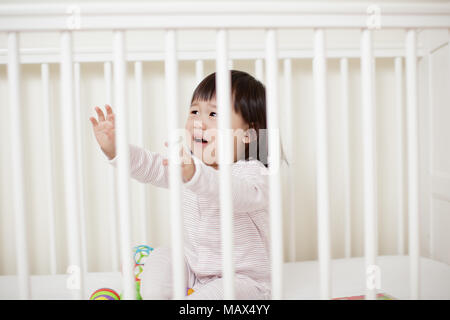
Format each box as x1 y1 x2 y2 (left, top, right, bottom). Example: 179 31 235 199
193 120 206 130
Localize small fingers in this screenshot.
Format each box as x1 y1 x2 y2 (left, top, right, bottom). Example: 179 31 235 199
105 104 113 114
95 106 106 122
89 116 98 127
105 104 114 121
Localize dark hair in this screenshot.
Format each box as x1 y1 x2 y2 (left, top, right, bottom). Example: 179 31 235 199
191 70 288 168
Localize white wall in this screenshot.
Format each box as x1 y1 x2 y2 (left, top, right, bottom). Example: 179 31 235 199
423 30 450 265
0 1 449 275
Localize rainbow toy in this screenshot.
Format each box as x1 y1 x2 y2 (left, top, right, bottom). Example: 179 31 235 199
90 288 121 300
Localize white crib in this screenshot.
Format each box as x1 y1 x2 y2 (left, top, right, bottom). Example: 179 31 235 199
0 1 450 300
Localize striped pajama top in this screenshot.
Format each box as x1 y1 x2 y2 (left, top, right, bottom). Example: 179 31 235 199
109 144 271 294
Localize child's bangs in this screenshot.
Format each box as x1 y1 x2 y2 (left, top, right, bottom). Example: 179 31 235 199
190 73 216 104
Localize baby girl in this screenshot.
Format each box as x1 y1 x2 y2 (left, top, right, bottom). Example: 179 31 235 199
90 70 271 300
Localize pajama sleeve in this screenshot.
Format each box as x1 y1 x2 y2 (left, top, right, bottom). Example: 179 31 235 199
183 155 270 212
108 144 169 189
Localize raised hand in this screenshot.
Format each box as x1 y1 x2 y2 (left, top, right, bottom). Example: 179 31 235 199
89 104 116 160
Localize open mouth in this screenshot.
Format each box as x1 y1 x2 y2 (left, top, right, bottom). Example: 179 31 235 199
193 137 209 145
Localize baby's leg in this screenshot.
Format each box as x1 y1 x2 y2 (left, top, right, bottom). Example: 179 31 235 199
140 247 193 300
186 276 270 300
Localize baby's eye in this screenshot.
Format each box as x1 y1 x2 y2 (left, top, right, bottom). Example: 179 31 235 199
191 110 199 115
210 112 217 117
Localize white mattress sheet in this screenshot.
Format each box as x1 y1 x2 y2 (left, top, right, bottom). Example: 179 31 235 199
283 255 450 300
1 255 449 299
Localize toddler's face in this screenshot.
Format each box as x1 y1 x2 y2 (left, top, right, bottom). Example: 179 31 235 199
185 98 250 169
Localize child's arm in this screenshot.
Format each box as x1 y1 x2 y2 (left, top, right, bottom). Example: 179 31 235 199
183 155 269 212
90 105 169 188
108 144 169 189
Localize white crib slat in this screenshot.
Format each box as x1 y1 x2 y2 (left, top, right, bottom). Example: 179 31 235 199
395 57 405 256
427 52 435 261
8 31 31 300
74 62 88 276
135 61 148 244
41 63 58 275
195 60 204 85
340 57 352 259
283 58 296 263
216 30 235 299
113 30 135 300
60 31 84 300
165 29 186 300
104 61 120 272
216 28 235 300
255 59 264 83
360 28 377 300
228 58 233 70
266 29 284 300
104 61 113 106
313 29 331 300
372 57 378 255
405 29 420 300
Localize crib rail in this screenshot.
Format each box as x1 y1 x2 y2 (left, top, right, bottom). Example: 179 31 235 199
0 45 428 65
1 2 450 30
2 1 449 301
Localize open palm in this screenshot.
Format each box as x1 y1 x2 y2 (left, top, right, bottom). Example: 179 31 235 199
89 104 116 160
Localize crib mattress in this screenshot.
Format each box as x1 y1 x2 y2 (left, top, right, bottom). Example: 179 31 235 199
283 255 450 300
0 255 449 300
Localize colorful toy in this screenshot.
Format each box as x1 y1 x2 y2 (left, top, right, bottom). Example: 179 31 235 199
132 245 153 299
91 244 195 300
90 288 121 300
134 245 153 265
